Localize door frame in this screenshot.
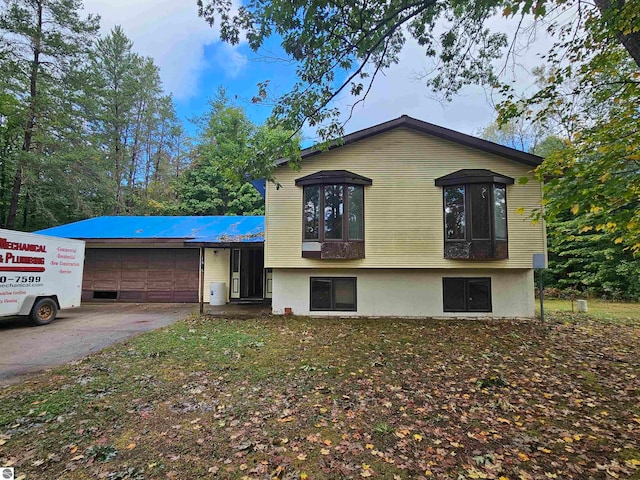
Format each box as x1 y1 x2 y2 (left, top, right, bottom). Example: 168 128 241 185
264 268 273 299
230 248 241 299
228 245 266 300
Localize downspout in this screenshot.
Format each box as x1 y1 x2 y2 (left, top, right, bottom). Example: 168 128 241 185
199 247 204 314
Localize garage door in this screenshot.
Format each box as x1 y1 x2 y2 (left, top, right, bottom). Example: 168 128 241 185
82 248 200 302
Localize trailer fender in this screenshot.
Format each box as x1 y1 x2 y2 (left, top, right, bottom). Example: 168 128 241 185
18 295 59 315
18 295 38 316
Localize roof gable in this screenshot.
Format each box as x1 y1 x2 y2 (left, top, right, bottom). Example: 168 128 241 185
277 115 542 167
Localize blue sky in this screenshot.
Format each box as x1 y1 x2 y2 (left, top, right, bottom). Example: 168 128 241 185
83 0 547 144
175 38 298 131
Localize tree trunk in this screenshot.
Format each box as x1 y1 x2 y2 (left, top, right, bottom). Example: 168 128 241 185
616 28 640 69
22 191 30 229
6 0 42 230
0 148 6 227
594 0 640 69
6 162 23 229
126 97 147 209
113 103 123 215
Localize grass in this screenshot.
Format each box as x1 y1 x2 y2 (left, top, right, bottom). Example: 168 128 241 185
0 308 639 479
538 297 640 321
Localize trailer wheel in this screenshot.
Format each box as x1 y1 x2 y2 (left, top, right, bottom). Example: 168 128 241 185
30 298 58 326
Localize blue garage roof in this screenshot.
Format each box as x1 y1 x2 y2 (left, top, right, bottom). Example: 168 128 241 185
35 216 264 243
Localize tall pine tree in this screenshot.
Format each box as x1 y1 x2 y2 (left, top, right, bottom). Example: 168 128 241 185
0 0 99 228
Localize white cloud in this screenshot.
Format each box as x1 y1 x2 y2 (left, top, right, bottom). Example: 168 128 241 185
80 0 556 138
324 16 553 139
83 0 242 100
296 38 499 144
215 44 249 78
335 40 499 136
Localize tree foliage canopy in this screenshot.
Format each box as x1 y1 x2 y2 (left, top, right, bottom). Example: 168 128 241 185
198 0 640 253
171 90 264 216
481 118 640 299
0 0 100 228
198 0 639 132
0 6 271 230
545 215 640 300
170 89 299 216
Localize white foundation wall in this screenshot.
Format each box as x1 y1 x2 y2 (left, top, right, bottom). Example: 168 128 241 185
272 268 535 318
203 248 230 303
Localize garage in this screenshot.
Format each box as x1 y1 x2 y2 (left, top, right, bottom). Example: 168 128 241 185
35 215 266 305
82 248 200 302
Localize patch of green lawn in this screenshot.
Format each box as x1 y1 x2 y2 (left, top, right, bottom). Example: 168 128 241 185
1 312 639 479
538 298 640 321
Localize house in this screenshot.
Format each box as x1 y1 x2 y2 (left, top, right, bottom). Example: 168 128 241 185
37 115 545 317
265 115 546 317
36 216 268 303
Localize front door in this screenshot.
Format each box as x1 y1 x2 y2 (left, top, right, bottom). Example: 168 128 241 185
229 247 264 300
240 248 264 298
231 249 241 299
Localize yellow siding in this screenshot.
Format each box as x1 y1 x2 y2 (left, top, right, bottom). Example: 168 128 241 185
203 248 230 302
266 127 546 269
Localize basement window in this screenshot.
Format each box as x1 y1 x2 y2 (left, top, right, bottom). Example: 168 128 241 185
310 277 357 311
442 277 492 312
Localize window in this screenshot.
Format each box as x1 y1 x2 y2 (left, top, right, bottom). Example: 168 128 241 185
324 184 344 239
304 186 320 240
348 185 364 240
443 183 507 242
470 184 491 239
443 277 491 312
297 170 371 259
232 249 240 273
444 186 465 240
303 184 363 242
310 277 357 311
493 185 507 240
436 169 513 260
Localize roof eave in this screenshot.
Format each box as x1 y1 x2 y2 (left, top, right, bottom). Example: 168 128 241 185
81 238 192 244
186 241 265 247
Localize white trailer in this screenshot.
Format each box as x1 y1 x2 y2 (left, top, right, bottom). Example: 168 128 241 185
0 229 85 325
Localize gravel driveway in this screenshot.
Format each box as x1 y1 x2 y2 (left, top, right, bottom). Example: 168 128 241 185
0 303 196 385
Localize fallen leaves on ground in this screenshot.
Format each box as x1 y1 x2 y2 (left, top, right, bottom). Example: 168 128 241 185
0 312 639 479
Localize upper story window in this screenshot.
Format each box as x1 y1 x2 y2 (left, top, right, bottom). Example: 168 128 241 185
296 170 371 259
435 169 513 260
303 184 364 241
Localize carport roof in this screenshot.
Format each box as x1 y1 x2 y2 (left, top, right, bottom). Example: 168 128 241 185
35 216 264 244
